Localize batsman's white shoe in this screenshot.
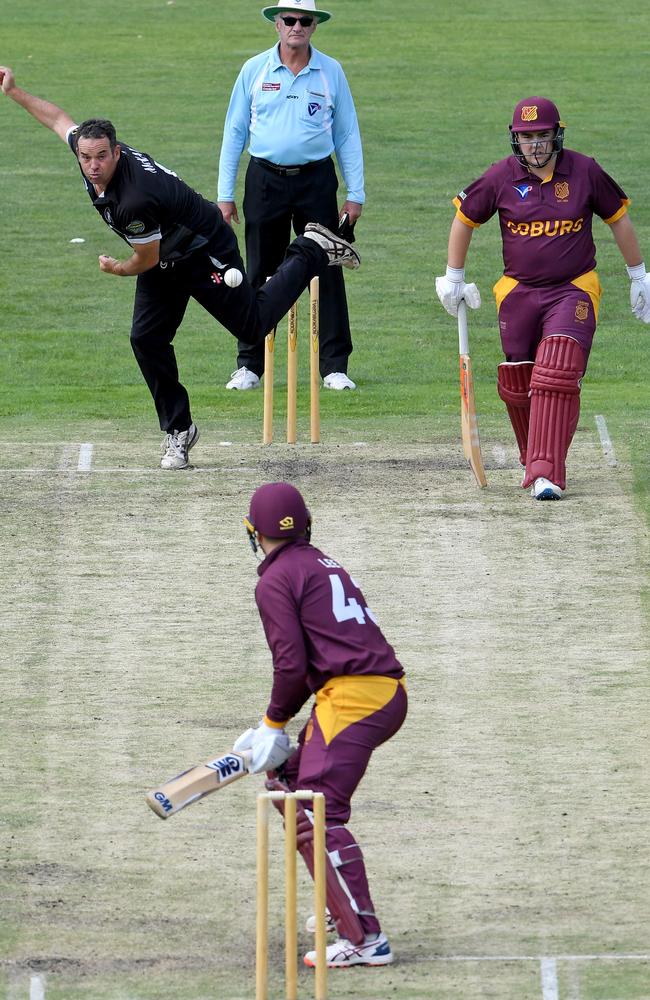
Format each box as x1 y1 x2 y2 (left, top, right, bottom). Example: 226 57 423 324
226 366 260 390
531 477 564 501
303 223 361 270
304 933 393 968
323 372 356 391
160 423 199 470
305 910 336 935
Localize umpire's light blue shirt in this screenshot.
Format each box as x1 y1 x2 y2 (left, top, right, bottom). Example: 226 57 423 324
218 44 365 204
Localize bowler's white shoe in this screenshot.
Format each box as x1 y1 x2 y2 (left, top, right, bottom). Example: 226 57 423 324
323 372 356 390
305 910 336 934
531 477 563 500
304 933 393 968
303 223 361 270
226 367 260 390
160 423 199 470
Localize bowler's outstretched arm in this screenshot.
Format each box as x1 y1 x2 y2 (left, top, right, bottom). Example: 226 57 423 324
0 66 76 140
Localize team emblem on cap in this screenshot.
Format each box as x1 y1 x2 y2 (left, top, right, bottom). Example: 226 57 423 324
520 106 539 121
279 516 295 530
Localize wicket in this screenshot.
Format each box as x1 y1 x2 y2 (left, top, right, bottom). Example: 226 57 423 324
256 790 328 1000
263 277 320 445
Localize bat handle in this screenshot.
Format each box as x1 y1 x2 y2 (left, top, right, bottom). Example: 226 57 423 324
457 298 469 355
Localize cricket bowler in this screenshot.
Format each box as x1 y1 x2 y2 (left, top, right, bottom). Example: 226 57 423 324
0 65 359 470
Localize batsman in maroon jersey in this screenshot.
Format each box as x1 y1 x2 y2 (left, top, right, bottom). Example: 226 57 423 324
234 482 406 969
436 96 650 500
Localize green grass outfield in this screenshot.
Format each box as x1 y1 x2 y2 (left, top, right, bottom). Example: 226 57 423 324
1 2 649 999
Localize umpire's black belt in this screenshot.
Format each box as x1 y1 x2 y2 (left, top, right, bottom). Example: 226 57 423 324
251 155 330 177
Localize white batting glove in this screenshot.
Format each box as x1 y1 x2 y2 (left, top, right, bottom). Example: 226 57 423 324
435 266 481 317
627 262 650 323
233 721 292 774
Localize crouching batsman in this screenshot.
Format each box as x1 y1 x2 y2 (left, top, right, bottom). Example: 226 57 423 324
0 66 358 470
235 482 407 969
436 96 650 500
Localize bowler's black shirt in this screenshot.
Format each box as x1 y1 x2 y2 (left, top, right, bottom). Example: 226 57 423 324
67 127 223 262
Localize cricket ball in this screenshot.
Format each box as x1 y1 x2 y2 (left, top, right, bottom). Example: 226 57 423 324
224 268 243 288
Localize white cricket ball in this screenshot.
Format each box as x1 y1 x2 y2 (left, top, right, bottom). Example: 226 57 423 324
224 268 243 288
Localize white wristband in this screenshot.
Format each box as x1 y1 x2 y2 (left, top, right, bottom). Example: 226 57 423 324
626 262 646 281
446 265 465 282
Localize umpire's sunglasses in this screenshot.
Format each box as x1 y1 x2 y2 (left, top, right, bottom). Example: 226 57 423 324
279 15 314 25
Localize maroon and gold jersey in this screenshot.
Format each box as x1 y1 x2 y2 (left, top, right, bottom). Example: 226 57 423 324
255 539 404 724
453 149 629 286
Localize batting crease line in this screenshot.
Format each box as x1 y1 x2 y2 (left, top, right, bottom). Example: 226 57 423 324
77 442 93 472
30 974 45 1000
594 414 618 466
413 954 650 962
541 957 559 1000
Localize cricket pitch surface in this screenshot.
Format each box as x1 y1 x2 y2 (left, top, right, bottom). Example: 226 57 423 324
2 431 649 1000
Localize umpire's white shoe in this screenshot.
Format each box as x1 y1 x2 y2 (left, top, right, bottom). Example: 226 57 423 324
531 477 563 500
160 423 199 470
303 223 361 270
304 933 393 968
323 372 356 390
226 366 260 390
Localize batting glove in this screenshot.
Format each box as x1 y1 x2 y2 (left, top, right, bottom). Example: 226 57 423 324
234 720 292 774
627 262 650 323
435 266 481 317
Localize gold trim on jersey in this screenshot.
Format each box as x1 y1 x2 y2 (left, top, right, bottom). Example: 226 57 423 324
493 274 520 310
452 201 481 228
603 200 630 225
570 270 603 320
315 675 406 746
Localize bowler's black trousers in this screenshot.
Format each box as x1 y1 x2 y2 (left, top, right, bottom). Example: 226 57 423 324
236 155 353 378
130 225 325 431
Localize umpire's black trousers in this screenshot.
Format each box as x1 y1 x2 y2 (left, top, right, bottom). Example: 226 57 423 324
237 155 353 378
130 226 326 432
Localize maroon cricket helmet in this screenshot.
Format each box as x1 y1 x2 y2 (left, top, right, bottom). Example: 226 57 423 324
245 482 311 540
509 97 566 166
510 97 565 133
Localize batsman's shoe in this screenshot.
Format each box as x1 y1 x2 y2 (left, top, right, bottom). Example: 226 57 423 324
304 933 393 968
531 476 564 501
226 366 260 390
303 223 361 270
323 372 356 391
160 423 199 470
305 910 336 935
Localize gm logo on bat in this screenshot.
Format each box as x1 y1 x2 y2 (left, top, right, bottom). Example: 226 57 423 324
154 791 173 813
206 753 246 779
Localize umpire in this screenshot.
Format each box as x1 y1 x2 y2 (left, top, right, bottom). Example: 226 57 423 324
1 66 359 469
218 0 364 392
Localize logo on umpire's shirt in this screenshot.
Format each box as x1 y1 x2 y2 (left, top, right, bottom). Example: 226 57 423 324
126 220 146 235
307 102 321 116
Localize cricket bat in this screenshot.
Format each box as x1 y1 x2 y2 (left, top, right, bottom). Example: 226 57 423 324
457 299 487 488
145 749 252 819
